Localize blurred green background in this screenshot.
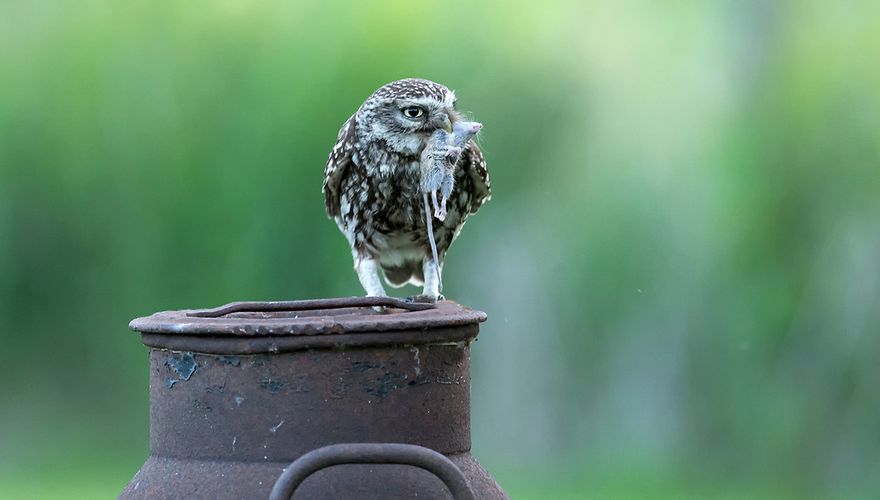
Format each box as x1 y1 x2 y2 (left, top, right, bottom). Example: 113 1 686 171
1 0 879 498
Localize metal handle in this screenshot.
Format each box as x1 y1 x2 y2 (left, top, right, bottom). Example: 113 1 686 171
268 443 475 500
187 296 436 318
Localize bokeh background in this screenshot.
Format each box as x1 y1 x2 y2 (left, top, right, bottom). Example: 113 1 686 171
2 0 879 498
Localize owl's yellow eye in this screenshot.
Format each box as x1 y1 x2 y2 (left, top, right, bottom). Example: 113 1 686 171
402 106 425 119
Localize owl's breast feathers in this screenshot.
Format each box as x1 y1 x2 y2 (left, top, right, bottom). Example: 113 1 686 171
323 117 491 257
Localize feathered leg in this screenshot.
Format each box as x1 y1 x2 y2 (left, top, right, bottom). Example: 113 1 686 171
353 253 386 297
422 257 442 300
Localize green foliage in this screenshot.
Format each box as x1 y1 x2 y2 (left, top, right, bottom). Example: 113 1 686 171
1 0 879 497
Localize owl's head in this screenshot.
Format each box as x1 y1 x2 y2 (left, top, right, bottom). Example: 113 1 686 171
356 78 461 156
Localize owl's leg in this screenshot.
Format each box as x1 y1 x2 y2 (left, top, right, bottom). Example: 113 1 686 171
353 253 386 297
421 257 443 301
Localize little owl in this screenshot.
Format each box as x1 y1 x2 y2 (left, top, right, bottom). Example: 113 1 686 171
323 78 491 301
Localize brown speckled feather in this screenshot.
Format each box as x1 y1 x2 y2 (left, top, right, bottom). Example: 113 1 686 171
323 115 356 218
460 140 491 214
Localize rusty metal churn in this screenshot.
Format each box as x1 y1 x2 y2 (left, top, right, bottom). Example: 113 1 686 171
121 297 507 499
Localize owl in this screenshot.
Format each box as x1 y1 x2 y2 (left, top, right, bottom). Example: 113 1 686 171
323 78 491 301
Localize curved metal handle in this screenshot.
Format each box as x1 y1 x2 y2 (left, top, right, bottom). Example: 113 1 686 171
187 296 435 318
268 443 475 500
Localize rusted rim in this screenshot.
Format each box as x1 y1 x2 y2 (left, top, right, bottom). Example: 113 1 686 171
129 297 487 337
140 325 478 354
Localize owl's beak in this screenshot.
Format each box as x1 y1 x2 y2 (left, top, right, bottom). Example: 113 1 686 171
440 114 453 133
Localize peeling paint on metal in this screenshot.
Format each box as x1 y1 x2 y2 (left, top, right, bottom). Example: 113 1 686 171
270 420 285 433
411 347 422 377
259 378 286 393
165 352 197 381
219 355 240 366
363 372 406 398
351 361 379 373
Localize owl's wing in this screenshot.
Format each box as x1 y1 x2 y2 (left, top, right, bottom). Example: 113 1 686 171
461 140 491 214
323 115 357 218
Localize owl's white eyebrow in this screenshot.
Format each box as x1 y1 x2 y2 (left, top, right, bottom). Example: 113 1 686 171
397 97 446 108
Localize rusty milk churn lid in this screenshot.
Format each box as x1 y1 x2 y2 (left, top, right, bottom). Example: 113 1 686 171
129 296 488 354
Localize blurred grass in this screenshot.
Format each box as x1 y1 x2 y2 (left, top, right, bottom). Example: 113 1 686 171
0 471 805 500
2 0 880 498
4 463 874 500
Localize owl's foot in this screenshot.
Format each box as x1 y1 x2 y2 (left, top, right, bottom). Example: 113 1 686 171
369 300 388 314
405 294 444 304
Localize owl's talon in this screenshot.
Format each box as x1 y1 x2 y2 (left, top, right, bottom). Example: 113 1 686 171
406 294 441 304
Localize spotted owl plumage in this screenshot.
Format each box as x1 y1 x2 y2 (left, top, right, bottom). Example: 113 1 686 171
322 78 491 300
